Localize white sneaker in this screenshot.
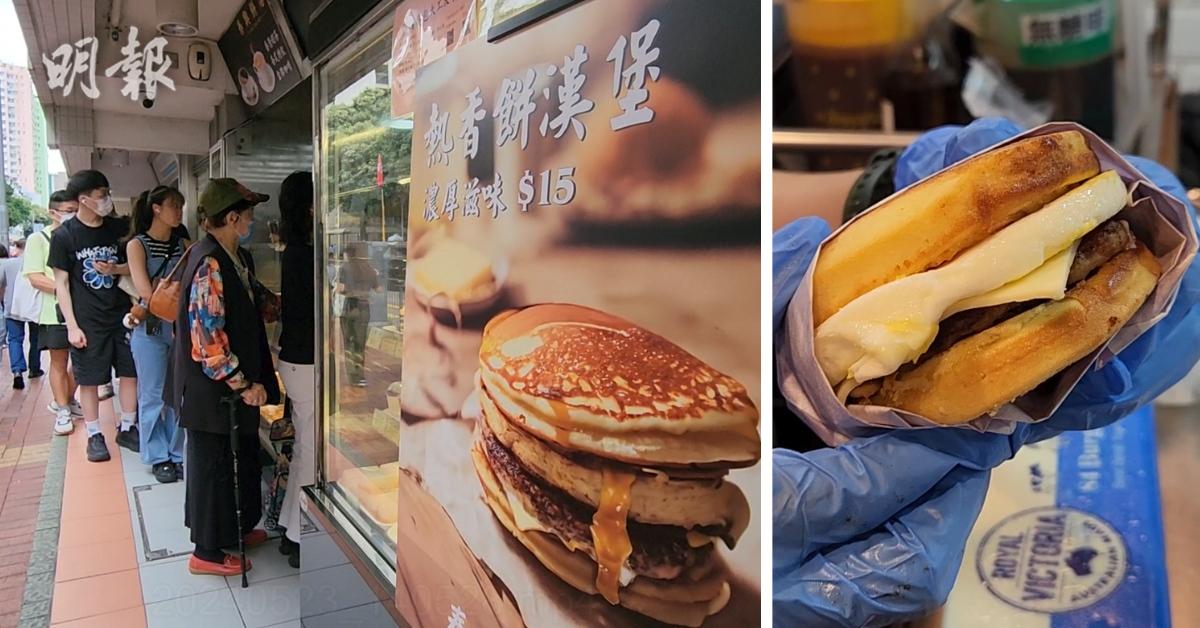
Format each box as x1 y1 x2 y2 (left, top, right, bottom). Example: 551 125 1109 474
48 401 84 418
53 409 73 435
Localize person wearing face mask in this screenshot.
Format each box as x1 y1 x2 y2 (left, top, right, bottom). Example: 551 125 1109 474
196 206 256 272
125 186 190 483
27 190 82 435
171 178 281 576
49 170 139 462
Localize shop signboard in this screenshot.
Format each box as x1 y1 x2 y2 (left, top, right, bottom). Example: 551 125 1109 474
389 0 760 625
220 0 305 114
390 0 478 118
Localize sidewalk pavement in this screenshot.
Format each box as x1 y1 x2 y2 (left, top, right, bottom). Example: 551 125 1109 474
0 372 55 627
0 373 300 627
298 502 399 627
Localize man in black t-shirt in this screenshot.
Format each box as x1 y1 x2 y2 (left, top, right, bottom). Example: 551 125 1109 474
50 170 140 463
94 214 133 404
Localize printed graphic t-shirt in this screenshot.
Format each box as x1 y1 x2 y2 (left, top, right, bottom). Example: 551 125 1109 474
48 217 129 331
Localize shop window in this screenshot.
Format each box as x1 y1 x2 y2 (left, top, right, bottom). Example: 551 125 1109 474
316 19 409 569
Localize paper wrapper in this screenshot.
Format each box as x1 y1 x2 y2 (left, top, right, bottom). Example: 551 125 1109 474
396 415 760 627
776 122 1198 445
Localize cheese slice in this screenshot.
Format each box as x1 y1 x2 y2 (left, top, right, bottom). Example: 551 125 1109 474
815 171 1127 386
944 242 1078 317
504 485 550 534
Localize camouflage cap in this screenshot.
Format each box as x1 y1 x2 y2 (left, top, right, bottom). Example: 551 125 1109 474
198 178 270 218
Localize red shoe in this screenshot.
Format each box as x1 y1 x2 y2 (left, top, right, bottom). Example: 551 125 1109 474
243 529 269 547
188 554 252 576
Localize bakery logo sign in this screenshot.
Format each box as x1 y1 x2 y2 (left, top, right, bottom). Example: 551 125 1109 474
421 19 661 223
42 27 175 101
977 506 1127 613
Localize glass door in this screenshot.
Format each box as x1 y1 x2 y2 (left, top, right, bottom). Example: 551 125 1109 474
221 80 315 348
314 13 410 571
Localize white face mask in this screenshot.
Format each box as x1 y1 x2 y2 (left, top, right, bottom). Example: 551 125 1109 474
92 195 114 217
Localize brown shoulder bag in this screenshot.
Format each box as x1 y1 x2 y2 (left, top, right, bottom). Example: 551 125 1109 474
148 242 198 323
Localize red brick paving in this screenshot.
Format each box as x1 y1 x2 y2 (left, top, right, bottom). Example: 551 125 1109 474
0 367 55 628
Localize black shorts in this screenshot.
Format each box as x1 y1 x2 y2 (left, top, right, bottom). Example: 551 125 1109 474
70 328 136 386
38 324 69 351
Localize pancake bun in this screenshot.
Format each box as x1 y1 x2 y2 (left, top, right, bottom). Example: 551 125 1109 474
478 304 760 466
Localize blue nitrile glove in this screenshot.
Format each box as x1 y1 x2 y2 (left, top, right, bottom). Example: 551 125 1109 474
773 118 1200 628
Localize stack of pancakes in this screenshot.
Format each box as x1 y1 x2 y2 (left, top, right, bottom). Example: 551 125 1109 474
470 304 759 626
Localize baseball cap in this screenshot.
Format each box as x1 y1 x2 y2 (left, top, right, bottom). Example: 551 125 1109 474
199 178 270 219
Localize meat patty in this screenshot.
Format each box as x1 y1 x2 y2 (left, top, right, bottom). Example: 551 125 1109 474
924 220 1134 360
851 220 1137 400
925 302 1028 359
1067 219 1135 285
481 429 715 581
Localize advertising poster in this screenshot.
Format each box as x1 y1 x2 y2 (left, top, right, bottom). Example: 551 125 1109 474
397 0 760 626
390 0 478 118
219 0 304 113
476 0 561 34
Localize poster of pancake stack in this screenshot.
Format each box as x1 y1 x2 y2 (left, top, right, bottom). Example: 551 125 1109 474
395 0 760 626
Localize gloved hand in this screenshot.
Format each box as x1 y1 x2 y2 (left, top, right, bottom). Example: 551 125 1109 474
773 117 1200 627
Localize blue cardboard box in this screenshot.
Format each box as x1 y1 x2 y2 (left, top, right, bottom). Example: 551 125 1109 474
927 406 1170 627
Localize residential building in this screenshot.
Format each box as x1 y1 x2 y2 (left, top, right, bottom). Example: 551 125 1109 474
0 61 44 205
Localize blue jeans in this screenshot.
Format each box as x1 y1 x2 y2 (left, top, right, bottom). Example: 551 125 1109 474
6 318 39 374
131 323 183 465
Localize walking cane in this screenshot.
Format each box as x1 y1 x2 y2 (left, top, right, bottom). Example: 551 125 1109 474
221 393 250 589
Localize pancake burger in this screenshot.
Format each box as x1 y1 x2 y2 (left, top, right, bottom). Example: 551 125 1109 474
470 304 758 626
811 131 1162 424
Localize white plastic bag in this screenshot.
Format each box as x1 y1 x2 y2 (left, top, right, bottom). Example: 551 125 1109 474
9 273 42 323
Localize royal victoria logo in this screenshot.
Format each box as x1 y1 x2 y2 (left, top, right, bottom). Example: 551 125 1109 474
977 506 1127 613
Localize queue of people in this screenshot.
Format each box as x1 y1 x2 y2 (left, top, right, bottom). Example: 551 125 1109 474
0 239 42 389
3 170 315 577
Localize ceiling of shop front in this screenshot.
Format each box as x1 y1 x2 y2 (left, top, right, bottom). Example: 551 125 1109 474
92 147 159 205
121 0 246 43
15 0 250 172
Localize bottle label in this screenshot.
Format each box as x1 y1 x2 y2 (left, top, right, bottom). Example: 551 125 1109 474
1017 1 1113 68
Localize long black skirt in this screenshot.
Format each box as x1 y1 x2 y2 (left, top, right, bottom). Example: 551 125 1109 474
184 428 263 550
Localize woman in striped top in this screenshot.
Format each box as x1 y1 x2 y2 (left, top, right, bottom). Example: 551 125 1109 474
126 185 189 484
